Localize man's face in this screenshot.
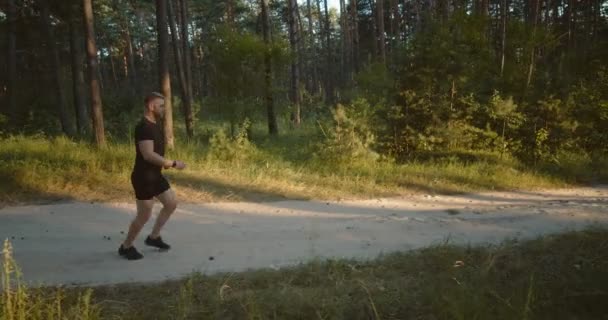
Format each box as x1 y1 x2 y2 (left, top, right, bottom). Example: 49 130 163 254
149 98 165 119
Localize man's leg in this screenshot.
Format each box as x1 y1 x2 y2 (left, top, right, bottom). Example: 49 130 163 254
123 199 154 248
150 188 177 239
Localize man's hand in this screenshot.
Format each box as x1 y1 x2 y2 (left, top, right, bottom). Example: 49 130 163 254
173 160 186 170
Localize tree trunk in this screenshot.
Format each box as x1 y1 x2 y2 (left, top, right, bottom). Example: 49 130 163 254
7 0 17 117
475 0 489 16
156 0 175 148
288 0 301 126
113 0 138 92
109 45 119 86
180 0 195 135
323 0 333 104
351 0 359 73
295 2 305 98
376 0 386 64
594 0 600 41
391 0 400 46
227 0 235 28
83 0 106 146
40 0 75 136
342 0 352 81
307 0 318 94
124 22 138 92
261 0 278 135
526 0 540 90
340 0 346 84
500 0 507 77
168 0 194 138
69 5 89 136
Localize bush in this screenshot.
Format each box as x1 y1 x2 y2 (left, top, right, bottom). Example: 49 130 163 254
207 119 255 162
313 102 379 166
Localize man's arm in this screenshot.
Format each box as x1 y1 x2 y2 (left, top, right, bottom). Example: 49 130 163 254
138 140 173 168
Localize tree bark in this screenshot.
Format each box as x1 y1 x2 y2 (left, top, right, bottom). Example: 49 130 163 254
340 0 346 84
500 0 508 78
83 0 106 146
323 0 334 104
376 0 386 64
227 0 235 28
40 0 75 136
69 5 89 136
526 0 540 90
351 0 359 73
295 2 305 98
113 0 138 92
7 0 17 117
307 0 318 94
168 0 194 138
390 0 400 46
156 0 175 148
109 44 119 86
261 0 278 135
288 0 302 126
180 0 195 135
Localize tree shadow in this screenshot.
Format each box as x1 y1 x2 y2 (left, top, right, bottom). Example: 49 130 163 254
168 172 310 203
0 170 78 208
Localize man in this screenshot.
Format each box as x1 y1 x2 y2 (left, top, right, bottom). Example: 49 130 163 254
119 92 186 260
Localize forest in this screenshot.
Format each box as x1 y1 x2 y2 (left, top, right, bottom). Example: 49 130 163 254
1 0 605 165
1 2 608 319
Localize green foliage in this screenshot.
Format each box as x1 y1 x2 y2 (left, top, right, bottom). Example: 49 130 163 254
313 102 379 166
567 68 608 154
207 119 254 162
354 63 394 106
207 27 290 126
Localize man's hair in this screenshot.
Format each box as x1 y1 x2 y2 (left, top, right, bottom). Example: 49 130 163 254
144 92 165 106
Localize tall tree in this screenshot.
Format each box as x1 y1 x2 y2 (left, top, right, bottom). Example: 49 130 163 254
376 0 386 64
307 0 318 93
179 0 195 136
40 0 75 136
156 0 175 148
351 0 359 73
69 3 89 136
500 0 508 77
168 0 194 138
526 0 541 90
112 0 138 93
261 0 278 135
288 0 302 126
83 0 106 146
340 0 348 81
227 0 236 28
389 0 399 46
323 0 333 103
7 0 17 117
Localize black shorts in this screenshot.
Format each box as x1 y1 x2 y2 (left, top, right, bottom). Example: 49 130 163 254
131 171 171 200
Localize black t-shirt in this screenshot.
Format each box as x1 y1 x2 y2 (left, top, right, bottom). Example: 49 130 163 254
132 117 164 176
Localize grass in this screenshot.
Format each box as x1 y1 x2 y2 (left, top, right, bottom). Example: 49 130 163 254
2 229 608 319
2 118 604 207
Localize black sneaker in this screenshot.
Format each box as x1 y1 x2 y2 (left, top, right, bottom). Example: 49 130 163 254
118 245 143 260
145 235 171 250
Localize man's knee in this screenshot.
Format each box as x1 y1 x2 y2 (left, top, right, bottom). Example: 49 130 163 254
164 200 177 213
135 210 152 223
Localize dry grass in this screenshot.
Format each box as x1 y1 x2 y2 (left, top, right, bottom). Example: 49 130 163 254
4 229 606 319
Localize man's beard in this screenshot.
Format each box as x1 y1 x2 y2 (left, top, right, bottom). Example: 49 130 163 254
154 110 164 121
